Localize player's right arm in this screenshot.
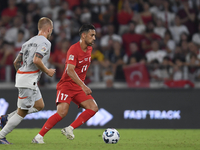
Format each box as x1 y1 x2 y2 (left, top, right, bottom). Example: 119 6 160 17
67 64 92 95
13 53 23 71
33 53 55 77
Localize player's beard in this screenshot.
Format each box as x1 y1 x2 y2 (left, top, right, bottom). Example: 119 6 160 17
86 40 94 46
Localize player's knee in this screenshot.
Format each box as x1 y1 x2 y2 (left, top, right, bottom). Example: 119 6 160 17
91 105 98 112
57 109 68 118
37 103 45 111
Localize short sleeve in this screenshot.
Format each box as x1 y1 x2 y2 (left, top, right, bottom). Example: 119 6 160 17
66 46 77 66
35 43 49 57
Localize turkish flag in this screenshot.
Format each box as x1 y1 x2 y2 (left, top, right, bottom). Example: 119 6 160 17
123 64 150 87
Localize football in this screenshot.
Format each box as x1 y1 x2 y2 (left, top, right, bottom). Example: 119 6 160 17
102 128 120 144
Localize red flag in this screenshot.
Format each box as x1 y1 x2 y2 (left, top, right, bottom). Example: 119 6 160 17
123 63 150 87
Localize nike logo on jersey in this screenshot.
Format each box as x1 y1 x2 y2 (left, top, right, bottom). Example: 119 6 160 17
79 60 83 63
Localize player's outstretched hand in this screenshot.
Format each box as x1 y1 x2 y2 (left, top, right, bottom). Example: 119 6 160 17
47 68 56 77
82 85 92 95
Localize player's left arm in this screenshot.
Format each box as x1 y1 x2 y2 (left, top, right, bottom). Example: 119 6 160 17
13 53 23 71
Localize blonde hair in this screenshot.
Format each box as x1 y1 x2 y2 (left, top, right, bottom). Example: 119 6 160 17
38 17 53 30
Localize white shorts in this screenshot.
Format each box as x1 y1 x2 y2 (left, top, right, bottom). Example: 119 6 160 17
17 87 42 110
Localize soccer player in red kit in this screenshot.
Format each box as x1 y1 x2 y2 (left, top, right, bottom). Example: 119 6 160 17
32 24 98 143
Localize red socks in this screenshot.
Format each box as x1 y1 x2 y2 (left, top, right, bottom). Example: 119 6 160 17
39 109 96 136
39 113 62 136
70 109 96 129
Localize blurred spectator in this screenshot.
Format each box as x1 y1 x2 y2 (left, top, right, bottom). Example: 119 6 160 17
171 0 182 13
1 0 17 27
117 0 134 35
173 46 185 63
154 18 166 38
140 1 153 25
160 56 172 80
169 15 189 44
90 43 104 82
4 16 29 43
54 9 71 40
100 24 122 51
146 40 167 64
133 13 146 34
172 65 183 81
126 42 143 64
0 42 14 67
122 21 144 56
149 0 163 15
42 0 60 21
99 3 116 25
186 42 200 61
156 0 175 28
16 0 28 15
163 30 176 59
0 26 7 38
25 13 37 35
70 5 82 42
91 43 104 62
61 1 73 19
103 68 114 88
101 57 114 87
109 41 125 81
93 27 102 48
186 54 200 81
0 42 15 80
89 0 110 14
180 32 189 42
1 0 17 18
14 29 25 56
129 0 142 12
141 21 162 53
177 0 197 35
192 22 200 46
81 6 91 24
49 39 70 80
180 40 189 60
149 59 163 81
66 0 80 10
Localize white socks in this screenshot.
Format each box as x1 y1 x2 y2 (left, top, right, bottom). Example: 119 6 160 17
0 108 39 139
8 110 17 120
0 113 23 138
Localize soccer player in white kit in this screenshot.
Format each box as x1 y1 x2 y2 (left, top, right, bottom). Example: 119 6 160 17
0 17 55 144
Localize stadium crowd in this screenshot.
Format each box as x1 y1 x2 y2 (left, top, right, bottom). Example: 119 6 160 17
0 0 200 88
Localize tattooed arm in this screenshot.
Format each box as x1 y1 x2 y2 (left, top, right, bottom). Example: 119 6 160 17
33 53 55 77
13 53 23 71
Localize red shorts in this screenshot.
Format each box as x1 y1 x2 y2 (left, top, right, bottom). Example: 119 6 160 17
55 89 94 106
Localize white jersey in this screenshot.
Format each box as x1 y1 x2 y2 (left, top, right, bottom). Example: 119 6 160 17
15 35 51 90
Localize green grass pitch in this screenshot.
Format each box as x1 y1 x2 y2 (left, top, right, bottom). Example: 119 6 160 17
1 129 200 150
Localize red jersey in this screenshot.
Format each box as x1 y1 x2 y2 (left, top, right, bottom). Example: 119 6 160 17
57 42 92 91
